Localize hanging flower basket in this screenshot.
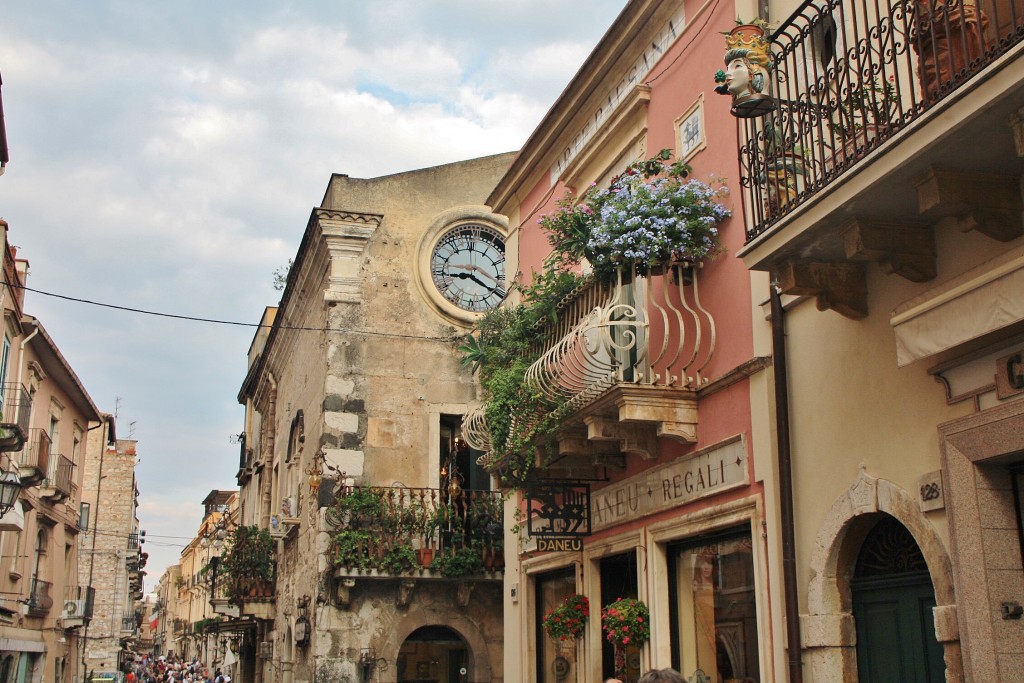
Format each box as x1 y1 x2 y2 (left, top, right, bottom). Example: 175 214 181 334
543 594 590 641
601 598 650 677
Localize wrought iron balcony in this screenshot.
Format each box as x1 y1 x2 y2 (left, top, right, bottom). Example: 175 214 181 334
740 0 1024 240
26 578 52 617
40 454 74 502
16 428 50 485
328 483 504 605
0 383 31 452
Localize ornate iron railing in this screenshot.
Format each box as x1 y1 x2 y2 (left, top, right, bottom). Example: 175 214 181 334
525 263 715 409
740 0 1024 240
326 484 504 576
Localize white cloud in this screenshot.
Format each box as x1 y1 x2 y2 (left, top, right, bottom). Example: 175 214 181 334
0 0 628 587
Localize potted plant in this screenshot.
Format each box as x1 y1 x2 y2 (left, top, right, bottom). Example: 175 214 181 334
601 598 651 678
432 541 485 578
221 525 276 602
378 542 418 575
543 594 589 642
829 75 900 154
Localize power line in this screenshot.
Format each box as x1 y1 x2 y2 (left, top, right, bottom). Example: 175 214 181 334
4 280 463 342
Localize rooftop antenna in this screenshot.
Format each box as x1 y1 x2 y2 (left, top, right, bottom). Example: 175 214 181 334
129 420 137 440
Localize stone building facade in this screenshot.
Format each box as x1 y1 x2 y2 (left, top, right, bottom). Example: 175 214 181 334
472 2 779 682
79 437 143 678
230 154 515 683
0 220 110 683
732 0 1024 680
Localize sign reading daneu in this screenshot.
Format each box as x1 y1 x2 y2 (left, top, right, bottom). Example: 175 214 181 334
526 482 591 550
590 436 749 532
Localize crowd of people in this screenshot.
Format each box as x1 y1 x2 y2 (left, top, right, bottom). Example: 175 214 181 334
122 654 232 683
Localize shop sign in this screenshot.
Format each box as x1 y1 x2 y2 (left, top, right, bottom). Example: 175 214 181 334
525 482 591 542
591 436 748 532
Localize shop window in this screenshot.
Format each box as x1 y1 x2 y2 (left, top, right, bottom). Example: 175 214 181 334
600 552 639 682
668 528 760 682
535 569 577 683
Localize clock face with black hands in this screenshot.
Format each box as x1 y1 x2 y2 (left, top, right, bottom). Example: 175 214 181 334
429 224 506 312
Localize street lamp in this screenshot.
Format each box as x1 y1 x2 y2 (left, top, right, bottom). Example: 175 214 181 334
0 470 22 516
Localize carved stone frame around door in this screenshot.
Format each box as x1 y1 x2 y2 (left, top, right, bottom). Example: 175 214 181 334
940 398 1024 683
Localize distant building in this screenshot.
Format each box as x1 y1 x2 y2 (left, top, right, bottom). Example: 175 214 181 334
79 437 144 678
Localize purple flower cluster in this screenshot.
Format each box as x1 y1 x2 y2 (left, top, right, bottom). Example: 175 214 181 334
586 175 730 267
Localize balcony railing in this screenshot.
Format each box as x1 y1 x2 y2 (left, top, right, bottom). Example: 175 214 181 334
121 610 139 633
0 383 31 451
524 264 715 410
327 484 504 578
26 578 52 617
739 0 1024 240
16 429 50 484
62 585 96 622
41 454 74 500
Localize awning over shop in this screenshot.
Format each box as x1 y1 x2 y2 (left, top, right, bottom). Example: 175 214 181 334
891 246 1024 367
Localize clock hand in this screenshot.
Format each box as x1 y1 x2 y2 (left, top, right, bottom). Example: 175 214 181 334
453 272 490 288
449 262 501 286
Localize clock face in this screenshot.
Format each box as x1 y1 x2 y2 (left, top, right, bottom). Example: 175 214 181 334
430 224 506 312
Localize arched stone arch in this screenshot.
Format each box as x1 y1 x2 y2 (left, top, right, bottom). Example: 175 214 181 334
801 468 963 683
374 607 493 683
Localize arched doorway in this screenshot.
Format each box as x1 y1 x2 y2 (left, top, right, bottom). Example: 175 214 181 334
397 626 468 683
851 515 945 682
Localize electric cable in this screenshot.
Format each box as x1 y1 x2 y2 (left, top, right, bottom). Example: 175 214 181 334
2 280 462 342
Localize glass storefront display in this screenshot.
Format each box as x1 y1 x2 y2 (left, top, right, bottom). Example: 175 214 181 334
669 528 760 683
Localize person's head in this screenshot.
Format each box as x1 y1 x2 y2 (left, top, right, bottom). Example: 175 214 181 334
637 668 686 683
605 679 624 683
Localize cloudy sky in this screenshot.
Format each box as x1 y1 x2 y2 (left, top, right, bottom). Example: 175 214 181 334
0 1 627 587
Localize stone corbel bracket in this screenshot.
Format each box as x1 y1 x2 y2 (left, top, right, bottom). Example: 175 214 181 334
777 259 868 320
335 577 356 609
455 581 475 608
397 579 416 609
842 216 936 283
915 167 1023 242
314 208 384 304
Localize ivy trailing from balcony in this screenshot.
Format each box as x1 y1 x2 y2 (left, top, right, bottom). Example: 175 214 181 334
460 266 584 486
462 151 729 486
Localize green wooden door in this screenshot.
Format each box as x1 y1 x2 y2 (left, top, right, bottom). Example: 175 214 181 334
852 570 945 682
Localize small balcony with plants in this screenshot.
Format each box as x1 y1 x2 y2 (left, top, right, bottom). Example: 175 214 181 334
736 0 1024 318
461 151 736 485
219 524 276 620
327 483 504 607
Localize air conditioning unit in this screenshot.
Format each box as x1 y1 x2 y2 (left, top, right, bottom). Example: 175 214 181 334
259 641 274 659
61 599 86 619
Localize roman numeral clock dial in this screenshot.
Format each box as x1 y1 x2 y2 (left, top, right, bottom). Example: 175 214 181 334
430 224 506 312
